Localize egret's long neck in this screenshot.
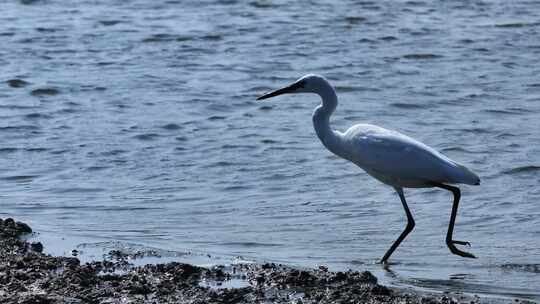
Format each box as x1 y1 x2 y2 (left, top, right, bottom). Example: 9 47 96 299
312 85 344 157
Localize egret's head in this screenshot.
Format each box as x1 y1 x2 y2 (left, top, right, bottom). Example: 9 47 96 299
257 74 329 100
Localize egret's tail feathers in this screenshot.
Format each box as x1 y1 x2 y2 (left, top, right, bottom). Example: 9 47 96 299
453 163 481 186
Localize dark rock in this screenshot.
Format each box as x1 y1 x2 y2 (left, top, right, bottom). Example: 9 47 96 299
261 262 275 270
16 222 32 233
30 242 43 253
4 218 16 227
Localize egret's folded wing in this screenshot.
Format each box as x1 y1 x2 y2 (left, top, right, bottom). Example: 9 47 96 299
344 125 478 185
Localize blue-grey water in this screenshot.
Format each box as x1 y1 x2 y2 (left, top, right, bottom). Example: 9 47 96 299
1 0 540 300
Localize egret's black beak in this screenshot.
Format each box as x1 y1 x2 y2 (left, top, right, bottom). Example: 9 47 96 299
256 81 303 100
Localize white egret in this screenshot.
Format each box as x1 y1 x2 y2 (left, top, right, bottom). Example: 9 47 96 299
257 74 480 263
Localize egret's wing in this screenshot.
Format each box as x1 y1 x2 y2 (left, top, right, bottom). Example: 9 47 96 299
343 124 478 185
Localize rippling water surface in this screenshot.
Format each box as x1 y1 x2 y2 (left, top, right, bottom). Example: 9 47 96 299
2 0 540 300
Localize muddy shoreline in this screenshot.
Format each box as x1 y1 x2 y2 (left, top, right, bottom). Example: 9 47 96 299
0 218 533 303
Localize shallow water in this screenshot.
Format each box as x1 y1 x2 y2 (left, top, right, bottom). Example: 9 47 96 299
1 0 540 300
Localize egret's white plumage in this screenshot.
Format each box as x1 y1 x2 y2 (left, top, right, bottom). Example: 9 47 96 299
338 123 480 188
257 74 480 263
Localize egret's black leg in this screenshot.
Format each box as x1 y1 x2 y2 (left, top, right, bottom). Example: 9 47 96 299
381 187 415 264
433 183 476 259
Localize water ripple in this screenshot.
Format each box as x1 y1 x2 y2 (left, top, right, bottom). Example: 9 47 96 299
502 165 540 175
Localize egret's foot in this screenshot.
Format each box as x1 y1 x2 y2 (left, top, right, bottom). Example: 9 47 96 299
451 240 471 247
447 241 476 258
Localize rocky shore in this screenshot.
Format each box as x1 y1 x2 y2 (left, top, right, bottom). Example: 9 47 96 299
0 218 531 304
